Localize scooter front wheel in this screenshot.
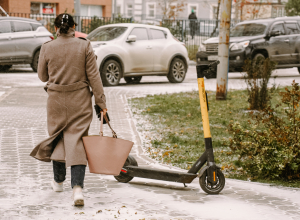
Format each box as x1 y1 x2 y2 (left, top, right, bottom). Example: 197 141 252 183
199 169 225 194
114 155 137 183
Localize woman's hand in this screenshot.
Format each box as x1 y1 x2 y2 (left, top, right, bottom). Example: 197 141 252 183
102 108 107 115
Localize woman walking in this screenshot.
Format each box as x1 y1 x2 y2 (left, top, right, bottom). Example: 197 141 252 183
30 13 107 206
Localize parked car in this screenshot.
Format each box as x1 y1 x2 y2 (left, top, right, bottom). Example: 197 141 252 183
87 23 189 86
0 17 53 72
197 17 300 77
75 31 87 38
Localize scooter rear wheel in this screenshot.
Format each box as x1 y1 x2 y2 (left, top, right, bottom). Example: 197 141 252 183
114 155 137 183
199 169 225 194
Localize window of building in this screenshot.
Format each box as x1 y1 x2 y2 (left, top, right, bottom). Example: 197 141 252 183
272 6 285 18
285 22 300 35
30 3 40 14
212 6 219 20
146 3 156 18
130 28 148 41
188 4 198 17
0 21 11 34
150 29 167 39
126 4 133 17
117 5 121 14
31 3 55 15
116 1 124 16
81 5 103 17
13 21 32 32
30 2 56 15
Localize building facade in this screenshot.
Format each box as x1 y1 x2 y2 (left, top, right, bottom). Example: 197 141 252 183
112 0 288 22
0 0 112 17
234 0 288 21
113 0 222 21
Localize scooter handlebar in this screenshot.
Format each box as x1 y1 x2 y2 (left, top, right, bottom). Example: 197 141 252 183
196 60 220 78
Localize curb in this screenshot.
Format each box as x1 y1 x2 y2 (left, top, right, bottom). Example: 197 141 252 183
124 94 188 173
189 60 196 66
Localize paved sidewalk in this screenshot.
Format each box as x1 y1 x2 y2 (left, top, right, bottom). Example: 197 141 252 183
0 69 300 219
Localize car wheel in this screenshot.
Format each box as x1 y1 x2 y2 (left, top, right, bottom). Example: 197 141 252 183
167 58 186 83
124 76 142 84
253 53 265 65
31 50 40 72
0 65 12 73
101 60 122 86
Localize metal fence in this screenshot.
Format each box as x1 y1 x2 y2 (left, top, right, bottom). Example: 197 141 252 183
3 13 241 59
157 19 239 60
5 13 133 35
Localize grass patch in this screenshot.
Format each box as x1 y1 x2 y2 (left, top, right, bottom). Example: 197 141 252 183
129 88 300 188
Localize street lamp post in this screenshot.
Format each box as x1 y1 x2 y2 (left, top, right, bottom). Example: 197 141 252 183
216 0 232 100
74 0 81 32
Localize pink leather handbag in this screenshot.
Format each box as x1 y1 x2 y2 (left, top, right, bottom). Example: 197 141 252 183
82 112 134 175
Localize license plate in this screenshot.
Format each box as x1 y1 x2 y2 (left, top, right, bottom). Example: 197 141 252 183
208 56 218 61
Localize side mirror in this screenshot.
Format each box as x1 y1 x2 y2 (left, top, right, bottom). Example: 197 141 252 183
126 35 136 43
270 30 281 37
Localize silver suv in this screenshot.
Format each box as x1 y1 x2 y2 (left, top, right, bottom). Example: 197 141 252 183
0 17 53 72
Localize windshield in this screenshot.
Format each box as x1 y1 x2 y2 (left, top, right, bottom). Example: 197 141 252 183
87 26 128 41
230 23 268 37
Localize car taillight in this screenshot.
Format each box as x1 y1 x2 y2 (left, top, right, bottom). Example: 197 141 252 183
50 36 54 40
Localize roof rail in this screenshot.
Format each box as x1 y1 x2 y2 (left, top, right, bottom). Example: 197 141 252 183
275 16 300 19
0 6 9 17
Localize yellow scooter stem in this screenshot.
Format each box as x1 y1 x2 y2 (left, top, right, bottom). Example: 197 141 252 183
197 78 211 139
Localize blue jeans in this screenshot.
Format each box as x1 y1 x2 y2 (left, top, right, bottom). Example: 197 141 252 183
53 161 86 188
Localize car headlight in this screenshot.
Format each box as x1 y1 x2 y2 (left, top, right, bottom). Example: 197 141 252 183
198 44 206 52
230 41 250 51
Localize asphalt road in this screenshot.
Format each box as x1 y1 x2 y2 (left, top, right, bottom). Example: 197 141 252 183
0 65 299 91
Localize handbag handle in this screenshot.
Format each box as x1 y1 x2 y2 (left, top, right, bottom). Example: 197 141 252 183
100 112 117 138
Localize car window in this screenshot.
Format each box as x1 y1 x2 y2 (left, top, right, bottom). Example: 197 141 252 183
129 28 148 41
31 23 42 31
271 23 285 35
0 21 11 34
87 26 127 41
230 23 267 37
13 21 32 32
150 29 167 39
285 23 300 35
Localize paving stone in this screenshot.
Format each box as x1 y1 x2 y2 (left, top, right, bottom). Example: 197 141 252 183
0 70 300 219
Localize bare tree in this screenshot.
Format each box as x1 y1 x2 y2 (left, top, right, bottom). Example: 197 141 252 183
157 0 186 19
234 0 273 21
210 0 221 37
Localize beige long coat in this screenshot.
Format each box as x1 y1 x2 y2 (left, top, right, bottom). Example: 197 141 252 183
30 28 106 167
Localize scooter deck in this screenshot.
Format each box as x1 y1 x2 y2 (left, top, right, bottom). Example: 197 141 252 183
124 165 198 183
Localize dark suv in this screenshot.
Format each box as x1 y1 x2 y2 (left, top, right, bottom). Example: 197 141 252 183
196 17 300 77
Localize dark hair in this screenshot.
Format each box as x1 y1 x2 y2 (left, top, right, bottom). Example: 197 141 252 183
54 13 77 34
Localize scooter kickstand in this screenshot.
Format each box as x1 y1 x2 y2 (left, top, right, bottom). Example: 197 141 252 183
183 183 187 187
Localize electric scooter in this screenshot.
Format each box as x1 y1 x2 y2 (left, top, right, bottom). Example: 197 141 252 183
113 60 225 194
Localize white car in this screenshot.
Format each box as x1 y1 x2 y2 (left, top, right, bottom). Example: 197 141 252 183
87 23 189 86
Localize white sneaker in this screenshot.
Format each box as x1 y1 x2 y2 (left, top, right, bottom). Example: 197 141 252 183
51 180 63 192
72 186 84 206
